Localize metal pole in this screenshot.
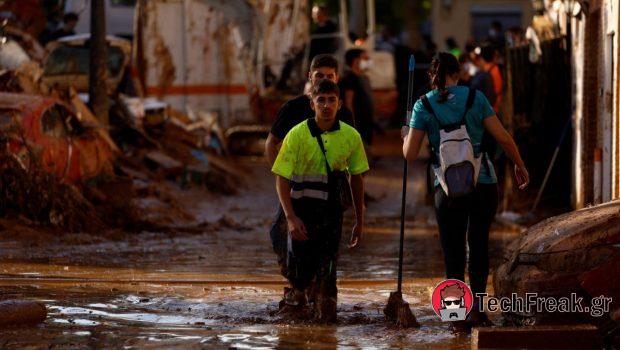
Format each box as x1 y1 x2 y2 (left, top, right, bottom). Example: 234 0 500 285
398 55 415 293
89 0 109 125
531 119 571 212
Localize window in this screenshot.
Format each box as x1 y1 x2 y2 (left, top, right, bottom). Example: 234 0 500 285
41 105 68 138
43 44 126 77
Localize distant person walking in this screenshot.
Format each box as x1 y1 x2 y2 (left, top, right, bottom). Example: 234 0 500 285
309 5 338 61
468 49 497 105
446 37 462 58
475 44 503 114
339 48 375 147
487 21 506 53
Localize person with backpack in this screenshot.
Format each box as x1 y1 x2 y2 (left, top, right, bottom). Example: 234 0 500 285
402 52 529 329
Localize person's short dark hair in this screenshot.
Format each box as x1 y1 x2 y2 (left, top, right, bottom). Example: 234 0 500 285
445 37 458 49
311 79 340 98
479 44 496 62
464 42 476 54
344 48 365 67
310 54 339 72
63 12 78 23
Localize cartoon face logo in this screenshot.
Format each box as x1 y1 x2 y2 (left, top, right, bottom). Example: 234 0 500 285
431 279 473 322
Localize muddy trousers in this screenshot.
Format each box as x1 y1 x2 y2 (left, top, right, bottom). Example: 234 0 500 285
286 200 342 299
434 183 499 299
269 205 289 278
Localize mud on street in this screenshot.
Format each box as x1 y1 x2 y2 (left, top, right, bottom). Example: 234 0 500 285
0 149 519 349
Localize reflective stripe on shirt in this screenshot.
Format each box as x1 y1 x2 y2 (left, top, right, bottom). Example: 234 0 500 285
291 188 329 200
290 174 329 201
291 174 328 184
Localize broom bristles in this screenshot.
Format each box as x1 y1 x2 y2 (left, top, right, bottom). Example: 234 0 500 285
384 291 420 328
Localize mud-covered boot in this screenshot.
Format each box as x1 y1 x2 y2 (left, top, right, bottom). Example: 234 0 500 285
466 308 493 328
305 280 319 306
466 298 493 328
284 288 306 306
277 288 310 320
278 287 292 309
314 294 337 323
449 320 470 334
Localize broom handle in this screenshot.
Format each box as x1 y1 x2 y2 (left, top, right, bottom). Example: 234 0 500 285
398 55 415 293
398 159 407 292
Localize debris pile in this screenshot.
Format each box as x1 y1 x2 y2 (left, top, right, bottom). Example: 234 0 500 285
118 104 244 195
0 21 246 234
0 152 103 232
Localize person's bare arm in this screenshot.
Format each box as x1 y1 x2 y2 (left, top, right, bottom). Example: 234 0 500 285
402 127 426 162
349 174 364 248
483 115 530 189
276 175 307 240
265 133 281 167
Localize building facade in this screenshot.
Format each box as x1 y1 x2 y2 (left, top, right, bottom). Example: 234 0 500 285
560 0 620 207
431 0 534 50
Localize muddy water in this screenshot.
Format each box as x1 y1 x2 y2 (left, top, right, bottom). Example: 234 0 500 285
0 155 518 349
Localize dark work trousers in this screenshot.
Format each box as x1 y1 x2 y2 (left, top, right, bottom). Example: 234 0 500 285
269 205 289 278
434 183 499 299
287 198 343 299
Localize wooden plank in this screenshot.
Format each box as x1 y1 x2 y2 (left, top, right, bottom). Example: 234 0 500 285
472 324 602 349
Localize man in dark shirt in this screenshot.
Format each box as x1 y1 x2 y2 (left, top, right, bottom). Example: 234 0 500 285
469 51 496 104
266 54 353 165
265 55 353 309
339 48 375 146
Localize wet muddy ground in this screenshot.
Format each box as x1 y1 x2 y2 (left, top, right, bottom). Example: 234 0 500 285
0 152 519 349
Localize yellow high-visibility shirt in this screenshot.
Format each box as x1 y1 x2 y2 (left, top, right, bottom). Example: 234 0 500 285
272 118 369 182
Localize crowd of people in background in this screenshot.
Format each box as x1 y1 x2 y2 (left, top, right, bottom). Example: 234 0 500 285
0 0 80 48
306 4 531 163
39 12 78 45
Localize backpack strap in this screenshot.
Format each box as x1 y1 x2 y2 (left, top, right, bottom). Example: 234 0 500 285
314 133 332 174
422 88 476 131
461 88 493 175
421 95 443 128
461 87 476 121
420 95 440 166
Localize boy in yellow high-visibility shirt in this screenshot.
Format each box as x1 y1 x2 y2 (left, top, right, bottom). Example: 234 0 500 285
272 79 368 322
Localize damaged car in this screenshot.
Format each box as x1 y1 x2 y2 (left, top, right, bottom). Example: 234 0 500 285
0 92 114 182
494 200 620 344
42 34 131 93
